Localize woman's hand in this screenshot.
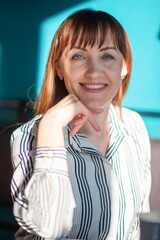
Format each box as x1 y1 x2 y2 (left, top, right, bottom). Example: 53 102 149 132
37 94 101 148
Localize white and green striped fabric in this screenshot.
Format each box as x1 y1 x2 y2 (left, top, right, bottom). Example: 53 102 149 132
10 104 151 240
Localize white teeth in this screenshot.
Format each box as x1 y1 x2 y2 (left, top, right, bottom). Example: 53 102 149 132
83 84 105 89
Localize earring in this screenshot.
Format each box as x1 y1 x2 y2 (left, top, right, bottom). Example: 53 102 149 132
121 74 126 80
59 76 64 80
121 64 127 80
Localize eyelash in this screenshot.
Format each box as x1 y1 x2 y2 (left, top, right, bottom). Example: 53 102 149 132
103 54 114 60
72 54 83 60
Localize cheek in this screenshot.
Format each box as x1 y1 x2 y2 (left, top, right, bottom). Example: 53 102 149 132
63 65 81 80
63 78 72 92
63 76 77 94
105 66 121 83
111 64 123 80
63 65 84 88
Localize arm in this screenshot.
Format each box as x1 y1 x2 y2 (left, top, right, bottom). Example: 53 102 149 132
11 124 75 239
137 112 151 213
11 94 101 239
122 108 151 213
128 111 151 240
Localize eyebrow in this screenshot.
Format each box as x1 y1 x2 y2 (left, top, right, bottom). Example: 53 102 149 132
65 46 87 56
72 46 88 52
100 46 118 52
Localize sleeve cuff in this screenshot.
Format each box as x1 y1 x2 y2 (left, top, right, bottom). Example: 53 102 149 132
34 147 68 173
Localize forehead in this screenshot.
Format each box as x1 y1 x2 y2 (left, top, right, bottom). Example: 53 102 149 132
79 31 114 47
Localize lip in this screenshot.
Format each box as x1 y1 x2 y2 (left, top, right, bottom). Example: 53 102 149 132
80 83 107 93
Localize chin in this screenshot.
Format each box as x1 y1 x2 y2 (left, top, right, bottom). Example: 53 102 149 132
85 99 109 109
84 103 104 113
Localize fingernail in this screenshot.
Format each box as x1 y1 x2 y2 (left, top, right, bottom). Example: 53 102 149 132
97 125 101 131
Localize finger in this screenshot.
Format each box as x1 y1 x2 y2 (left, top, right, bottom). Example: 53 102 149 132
70 113 101 137
73 114 87 126
70 125 81 137
74 109 101 133
70 115 88 137
70 115 101 137
87 113 101 132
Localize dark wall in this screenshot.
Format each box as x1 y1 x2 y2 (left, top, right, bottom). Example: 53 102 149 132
0 0 84 100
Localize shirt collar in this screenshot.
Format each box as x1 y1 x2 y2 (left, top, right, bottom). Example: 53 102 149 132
64 104 125 160
106 104 125 160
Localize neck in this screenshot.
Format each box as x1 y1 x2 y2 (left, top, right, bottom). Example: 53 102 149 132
74 104 110 138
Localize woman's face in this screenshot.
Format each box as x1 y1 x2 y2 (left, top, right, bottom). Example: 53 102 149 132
56 33 127 112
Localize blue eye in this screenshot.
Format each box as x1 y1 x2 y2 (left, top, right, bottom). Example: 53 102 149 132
103 54 114 60
72 55 83 60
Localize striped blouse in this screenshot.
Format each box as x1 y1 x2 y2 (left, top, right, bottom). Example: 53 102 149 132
10 104 151 240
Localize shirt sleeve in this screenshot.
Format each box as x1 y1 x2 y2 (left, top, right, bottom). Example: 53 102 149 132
133 113 151 240
10 124 76 239
121 109 151 240
135 114 151 240
122 109 151 213
136 112 151 214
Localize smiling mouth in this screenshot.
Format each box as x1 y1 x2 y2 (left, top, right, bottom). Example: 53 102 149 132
80 83 107 89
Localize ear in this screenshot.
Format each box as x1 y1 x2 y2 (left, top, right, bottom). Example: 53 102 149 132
55 61 63 79
121 61 127 80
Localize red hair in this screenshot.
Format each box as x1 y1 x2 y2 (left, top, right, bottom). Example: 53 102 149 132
35 9 132 115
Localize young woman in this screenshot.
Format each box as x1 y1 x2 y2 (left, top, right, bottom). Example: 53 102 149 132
10 9 151 240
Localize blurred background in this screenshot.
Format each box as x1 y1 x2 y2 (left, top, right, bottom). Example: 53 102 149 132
0 0 160 238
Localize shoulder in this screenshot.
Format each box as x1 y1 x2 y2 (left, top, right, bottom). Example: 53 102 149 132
111 104 146 131
110 104 150 144
121 107 147 135
10 114 43 146
120 106 150 158
121 107 144 125
112 104 150 147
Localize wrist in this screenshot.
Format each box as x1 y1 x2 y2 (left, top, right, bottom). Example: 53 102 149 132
37 121 65 148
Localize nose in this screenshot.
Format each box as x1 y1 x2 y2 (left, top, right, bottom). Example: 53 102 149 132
85 59 103 79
